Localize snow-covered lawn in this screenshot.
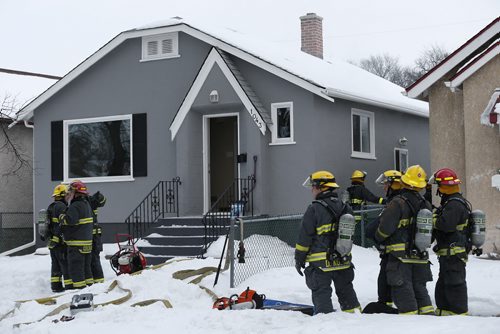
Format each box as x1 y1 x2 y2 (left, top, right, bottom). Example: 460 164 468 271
1 244 499 333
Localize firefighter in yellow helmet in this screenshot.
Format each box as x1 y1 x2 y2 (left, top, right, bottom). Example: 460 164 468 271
47 184 71 291
347 170 385 223
364 170 402 314
295 170 361 314
374 165 434 315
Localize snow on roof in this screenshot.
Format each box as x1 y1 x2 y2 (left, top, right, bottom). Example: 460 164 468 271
17 16 428 122
134 18 428 117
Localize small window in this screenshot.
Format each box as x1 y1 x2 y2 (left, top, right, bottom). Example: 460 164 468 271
351 109 375 159
394 148 409 172
270 102 295 145
63 115 133 183
141 32 179 61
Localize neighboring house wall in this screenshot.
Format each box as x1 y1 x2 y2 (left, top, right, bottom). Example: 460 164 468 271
0 123 33 224
428 55 500 251
463 56 500 250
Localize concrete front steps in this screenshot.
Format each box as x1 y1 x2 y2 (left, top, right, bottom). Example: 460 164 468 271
138 217 217 266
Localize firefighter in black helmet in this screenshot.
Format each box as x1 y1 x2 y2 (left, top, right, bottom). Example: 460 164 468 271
374 165 434 315
295 171 361 314
87 191 106 284
59 180 94 289
47 184 71 292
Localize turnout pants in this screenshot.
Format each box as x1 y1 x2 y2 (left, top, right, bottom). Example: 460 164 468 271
50 246 70 291
68 246 93 289
386 256 433 315
377 255 392 304
304 265 360 314
435 256 467 315
91 234 104 283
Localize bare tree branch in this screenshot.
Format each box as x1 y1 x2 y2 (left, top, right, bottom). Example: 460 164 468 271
352 44 449 88
0 94 32 176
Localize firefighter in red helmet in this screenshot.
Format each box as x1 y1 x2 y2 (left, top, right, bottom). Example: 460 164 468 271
430 168 470 316
59 180 94 289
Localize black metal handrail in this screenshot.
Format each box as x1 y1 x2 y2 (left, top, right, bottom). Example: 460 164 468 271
202 176 256 252
126 177 181 239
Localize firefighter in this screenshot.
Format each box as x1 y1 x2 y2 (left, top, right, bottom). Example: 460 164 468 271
47 184 71 292
87 191 106 284
347 170 385 209
59 180 94 289
365 170 403 309
430 168 469 316
374 165 434 315
295 170 361 314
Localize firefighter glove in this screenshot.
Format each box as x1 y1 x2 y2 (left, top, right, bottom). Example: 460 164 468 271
294 250 307 276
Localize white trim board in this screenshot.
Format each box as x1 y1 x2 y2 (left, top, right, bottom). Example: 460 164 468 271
445 42 500 90
170 47 267 140
406 19 500 99
202 112 240 213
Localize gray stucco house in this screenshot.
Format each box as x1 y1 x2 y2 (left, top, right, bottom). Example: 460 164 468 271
15 15 429 260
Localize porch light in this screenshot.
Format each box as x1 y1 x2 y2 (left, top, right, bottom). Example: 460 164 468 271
398 137 408 147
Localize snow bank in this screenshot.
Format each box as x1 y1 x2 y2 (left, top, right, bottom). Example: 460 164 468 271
1 245 499 334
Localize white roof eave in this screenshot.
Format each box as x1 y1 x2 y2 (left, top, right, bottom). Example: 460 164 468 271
322 88 428 118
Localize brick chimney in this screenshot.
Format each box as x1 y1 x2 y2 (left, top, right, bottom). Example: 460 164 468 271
300 13 323 59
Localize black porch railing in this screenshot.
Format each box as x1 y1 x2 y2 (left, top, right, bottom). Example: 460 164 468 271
126 177 181 239
202 176 256 252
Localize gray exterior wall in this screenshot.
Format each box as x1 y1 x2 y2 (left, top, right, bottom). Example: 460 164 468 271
32 30 430 248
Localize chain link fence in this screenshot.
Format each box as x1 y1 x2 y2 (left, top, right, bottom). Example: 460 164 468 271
228 205 385 287
0 212 34 254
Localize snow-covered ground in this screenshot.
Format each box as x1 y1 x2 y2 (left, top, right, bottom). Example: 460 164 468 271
1 244 500 333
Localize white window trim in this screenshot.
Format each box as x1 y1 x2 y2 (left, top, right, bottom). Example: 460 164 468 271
141 32 179 62
351 108 376 160
63 114 134 183
394 148 409 172
270 102 295 145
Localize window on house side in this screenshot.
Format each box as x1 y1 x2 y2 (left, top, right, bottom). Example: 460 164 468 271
271 102 295 145
64 115 133 182
394 148 408 172
351 109 375 159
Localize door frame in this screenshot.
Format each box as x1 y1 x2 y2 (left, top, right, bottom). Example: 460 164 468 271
202 112 241 213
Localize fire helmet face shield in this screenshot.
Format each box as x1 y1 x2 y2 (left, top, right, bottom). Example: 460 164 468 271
303 170 339 189
375 170 402 186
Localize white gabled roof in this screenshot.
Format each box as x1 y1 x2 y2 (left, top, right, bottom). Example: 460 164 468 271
17 17 428 122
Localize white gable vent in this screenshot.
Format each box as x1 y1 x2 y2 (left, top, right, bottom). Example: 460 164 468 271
141 32 179 61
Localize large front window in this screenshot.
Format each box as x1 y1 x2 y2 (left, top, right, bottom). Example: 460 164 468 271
63 115 133 182
351 109 375 159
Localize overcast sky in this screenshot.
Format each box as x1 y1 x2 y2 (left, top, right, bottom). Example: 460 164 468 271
1 0 498 105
